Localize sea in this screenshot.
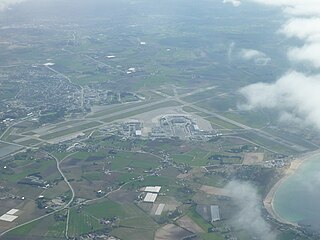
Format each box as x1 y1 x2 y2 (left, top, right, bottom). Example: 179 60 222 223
273 154 320 231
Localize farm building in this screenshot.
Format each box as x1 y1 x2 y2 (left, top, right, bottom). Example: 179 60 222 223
196 205 221 223
155 203 165 215
144 193 158 203
0 208 20 222
144 186 161 193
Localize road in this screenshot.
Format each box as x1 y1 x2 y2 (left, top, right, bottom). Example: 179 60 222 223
49 153 75 239
45 66 84 108
0 116 34 140
0 148 164 238
1 83 310 153
5 87 218 145
3 85 307 152
0 152 75 239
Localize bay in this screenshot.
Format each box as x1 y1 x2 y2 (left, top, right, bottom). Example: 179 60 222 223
274 154 320 231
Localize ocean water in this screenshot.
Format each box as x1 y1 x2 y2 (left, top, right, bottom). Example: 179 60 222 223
273 155 320 230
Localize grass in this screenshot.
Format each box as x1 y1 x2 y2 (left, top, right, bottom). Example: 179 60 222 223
157 87 175 96
222 111 269 129
125 175 174 190
46 221 66 238
84 199 146 220
52 151 74 161
181 88 220 103
68 209 102 237
43 182 69 199
171 148 211 166
115 172 140 183
71 151 95 160
206 117 240 130
277 231 309 240
19 139 42 146
236 132 296 155
5 134 21 141
101 100 181 123
111 227 156 240
187 206 212 231
82 172 104 181
182 106 200 113
199 232 225 240
0 127 14 140
85 200 129 218
109 151 160 174
46 120 83 129
139 90 166 101
2 158 56 182
7 220 39 237
40 122 102 140
121 216 158 228
196 174 228 188
172 154 194 164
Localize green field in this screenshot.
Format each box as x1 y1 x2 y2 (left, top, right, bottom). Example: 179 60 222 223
67 199 158 239
0 1 313 239
2 158 56 182
222 111 270 129
19 139 42 146
187 206 212 231
7 221 39 237
68 209 102 236
206 117 240 130
85 200 136 218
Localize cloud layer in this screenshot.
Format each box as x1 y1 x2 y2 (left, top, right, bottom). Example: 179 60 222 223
0 0 28 11
223 0 241 7
239 0 320 130
225 181 277 240
239 49 271 65
249 0 320 16
240 71 320 129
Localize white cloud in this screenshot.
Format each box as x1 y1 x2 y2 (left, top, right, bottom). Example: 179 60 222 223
248 0 320 16
0 0 28 11
239 0 320 130
280 18 320 68
288 43 320 68
240 71 320 129
223 0 241 7
227 42 235 61
240 49 264 60
225 181 277 240
280 18 320 41
239 49 271 65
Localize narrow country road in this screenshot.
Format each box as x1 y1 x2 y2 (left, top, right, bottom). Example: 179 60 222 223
0 152 75 239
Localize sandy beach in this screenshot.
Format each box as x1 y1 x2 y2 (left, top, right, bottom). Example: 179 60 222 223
263 150 320 226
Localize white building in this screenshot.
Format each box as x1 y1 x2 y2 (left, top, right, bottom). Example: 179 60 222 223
144 186 161 193
143 193 158 203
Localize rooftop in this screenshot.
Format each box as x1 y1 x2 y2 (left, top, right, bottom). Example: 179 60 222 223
144 186 161 193
144 193 158 203
0 214 18 222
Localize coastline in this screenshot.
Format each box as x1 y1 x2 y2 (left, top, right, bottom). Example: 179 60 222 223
263 150 320 226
